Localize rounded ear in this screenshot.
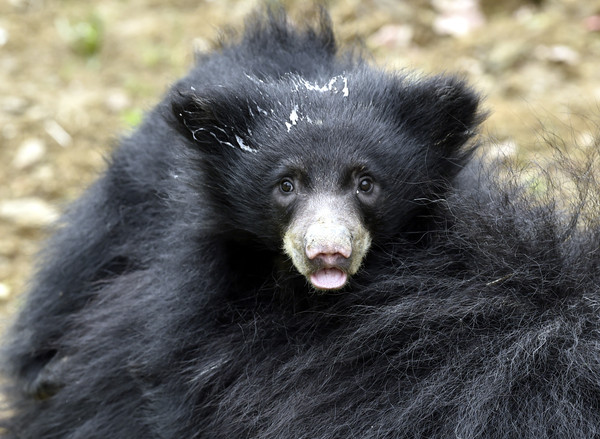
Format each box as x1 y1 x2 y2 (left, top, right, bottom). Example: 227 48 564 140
426 75 485 152
168 90 257 154
396 75 486 155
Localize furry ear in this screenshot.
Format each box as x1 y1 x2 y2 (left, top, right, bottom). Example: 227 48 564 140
397 75 485 155
169 91 257 154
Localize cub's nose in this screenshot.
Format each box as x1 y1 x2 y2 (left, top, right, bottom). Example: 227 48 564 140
304 223 352 261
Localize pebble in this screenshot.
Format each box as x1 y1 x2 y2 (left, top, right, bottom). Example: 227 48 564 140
44 120 72 147
488 140 518 159
0 27 8 46
534 45 580 65
432 0 485 37
1 96 29 116
0 283 10 301
105 90 131 113
12 138 46 170
0 198 59 228
369 24 413 49
584 15 600 32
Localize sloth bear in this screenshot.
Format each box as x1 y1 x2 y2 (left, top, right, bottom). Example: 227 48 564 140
4 8 600 439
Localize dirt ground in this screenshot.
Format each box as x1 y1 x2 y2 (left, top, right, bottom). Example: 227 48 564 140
1 0 600 329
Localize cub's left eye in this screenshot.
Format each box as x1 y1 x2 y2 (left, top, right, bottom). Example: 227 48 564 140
280 178 295 194
357 176 374 193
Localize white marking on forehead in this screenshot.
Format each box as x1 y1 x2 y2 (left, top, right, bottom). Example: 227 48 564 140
234 135 256 153
286 104 300 132
293 75 349 97
289 105 299 124
341 77 349 97
241 73 350 136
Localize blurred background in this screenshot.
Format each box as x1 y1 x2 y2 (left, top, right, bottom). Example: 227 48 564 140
1 0 600 326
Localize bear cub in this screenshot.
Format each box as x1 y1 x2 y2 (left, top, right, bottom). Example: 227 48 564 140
6 8 600 439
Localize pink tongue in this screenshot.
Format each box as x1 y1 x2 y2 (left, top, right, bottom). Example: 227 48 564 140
310 268 348 290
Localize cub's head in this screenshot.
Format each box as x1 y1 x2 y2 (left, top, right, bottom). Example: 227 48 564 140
169 71 483 291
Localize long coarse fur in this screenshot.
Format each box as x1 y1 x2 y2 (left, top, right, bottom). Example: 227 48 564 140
3 8 600 439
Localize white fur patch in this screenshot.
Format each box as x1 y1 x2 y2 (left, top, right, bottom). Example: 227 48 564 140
238 73 351 137
286 104 300 132
293 75 349 97
234 135 255 153
289 105 299 124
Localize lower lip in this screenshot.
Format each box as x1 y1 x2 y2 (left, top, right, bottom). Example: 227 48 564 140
310 268 348 290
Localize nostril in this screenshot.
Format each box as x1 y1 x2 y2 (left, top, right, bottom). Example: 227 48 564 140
306 244 352 260
314 252 348 266
304 242 352 259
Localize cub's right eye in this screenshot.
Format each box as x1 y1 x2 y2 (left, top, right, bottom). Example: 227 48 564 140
280 178 294 194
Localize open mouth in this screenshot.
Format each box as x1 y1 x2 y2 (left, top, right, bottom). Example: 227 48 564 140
309 267 348 290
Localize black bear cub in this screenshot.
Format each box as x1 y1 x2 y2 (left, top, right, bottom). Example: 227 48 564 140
4 8 600 439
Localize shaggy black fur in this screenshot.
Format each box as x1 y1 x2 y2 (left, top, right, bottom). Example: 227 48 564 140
4 8 600 439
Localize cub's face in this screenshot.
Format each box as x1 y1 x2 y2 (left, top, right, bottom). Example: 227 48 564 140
170 72 482 290
278 178 373 290
272 143 380 290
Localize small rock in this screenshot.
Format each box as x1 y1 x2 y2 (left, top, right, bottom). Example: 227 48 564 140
12 138 46 170
1 96 29 115
534 45 579 65
105 90 131 113
370 24 413 49
0 27 8 46
0 198 60 228
432 0 485 37
584 15 600 32
192 37 210 53
577 132 596 148
488 140 518 159
0 283 10 301
44 120 72 147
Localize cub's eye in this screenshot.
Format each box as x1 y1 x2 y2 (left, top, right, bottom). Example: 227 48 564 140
358 176 374 193
280 178 295 194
